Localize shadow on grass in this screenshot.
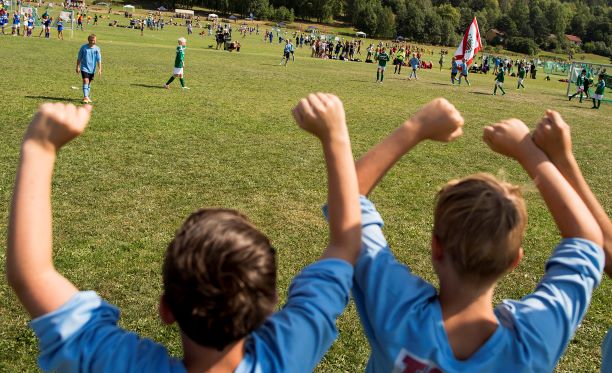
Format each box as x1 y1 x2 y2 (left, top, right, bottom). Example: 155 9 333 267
25 95 82 103
469 91 494 96
131 83 165 89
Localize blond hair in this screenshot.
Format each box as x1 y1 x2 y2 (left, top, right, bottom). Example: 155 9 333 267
433 173 527 283
178 37 186 43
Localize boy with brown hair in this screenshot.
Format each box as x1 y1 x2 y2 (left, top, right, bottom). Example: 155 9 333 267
6 93 361 372
349 98 605 372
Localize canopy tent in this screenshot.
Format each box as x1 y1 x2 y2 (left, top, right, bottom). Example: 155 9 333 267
395 36 405 41
157 6 167 11
175 8 194 18
96 2 109 6
356 31 366 37
123 5 135 10
306 25 317 30
207 13 218 20
229 15 237 20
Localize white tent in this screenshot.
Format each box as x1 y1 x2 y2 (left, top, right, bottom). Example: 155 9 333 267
207 13 218 20
175 9 194 18
356 31 366 37
123 5 135 10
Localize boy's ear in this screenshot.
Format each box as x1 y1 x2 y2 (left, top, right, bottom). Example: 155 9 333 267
159 294 175 325
509 247 524 271
431 234 444 261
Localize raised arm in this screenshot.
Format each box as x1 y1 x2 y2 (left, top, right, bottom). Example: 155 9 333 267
355 98 464 196
292 93 361 264
7 103 92 318
483 119 602 246
533 110 612 276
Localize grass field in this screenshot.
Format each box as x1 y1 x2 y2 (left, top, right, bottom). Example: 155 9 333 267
0 11 610 372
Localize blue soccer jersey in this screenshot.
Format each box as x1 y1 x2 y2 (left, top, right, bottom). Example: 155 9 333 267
344 196 604 373
77 44 102 74
30 259 353 373
13 14 20 25
603 328 612 373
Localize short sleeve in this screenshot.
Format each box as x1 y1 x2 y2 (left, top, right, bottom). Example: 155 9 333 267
30 291 185 373
77 46 84 61
250 259 353 372
495 238 604 369
96 48 101 62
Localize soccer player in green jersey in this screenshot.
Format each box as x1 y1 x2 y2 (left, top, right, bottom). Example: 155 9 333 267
164 37 189 89
569 69 587 103
517 64 526 89
376 47 390 83
592 74 606 109
493 67 506 95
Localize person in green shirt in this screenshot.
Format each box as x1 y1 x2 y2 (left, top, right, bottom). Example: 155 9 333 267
517 64 526 90
592 74 606 109
569 69 587 103
394 47 405 75
493 67 506 95
376 47 390 83
164 37 189 89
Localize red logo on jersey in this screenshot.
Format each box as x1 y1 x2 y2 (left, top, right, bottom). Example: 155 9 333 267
393 349 444 373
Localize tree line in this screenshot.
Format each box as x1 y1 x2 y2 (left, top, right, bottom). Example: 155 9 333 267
174 0 611 56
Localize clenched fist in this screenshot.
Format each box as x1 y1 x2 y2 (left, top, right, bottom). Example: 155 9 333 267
292 93 348 142
483 118 532 161
533 110 573 165
24 103 92 153
409 98 464 142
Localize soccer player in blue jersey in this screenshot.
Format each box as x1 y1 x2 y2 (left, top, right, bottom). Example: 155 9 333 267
0 9 8 35
56 18 64 40
25 13 34 36
531 110 612 373
12 10 20 36
280 40 292 66
76 34 102 104
7 92 362 373
349 99 604 372
408 53 419 80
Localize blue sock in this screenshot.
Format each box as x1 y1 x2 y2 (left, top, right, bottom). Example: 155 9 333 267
87 84 91 98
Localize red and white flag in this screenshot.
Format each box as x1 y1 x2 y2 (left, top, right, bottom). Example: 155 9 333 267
454 17 482 67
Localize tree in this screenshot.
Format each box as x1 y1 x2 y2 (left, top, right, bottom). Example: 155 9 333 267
496 14 518 37
376 6 396 38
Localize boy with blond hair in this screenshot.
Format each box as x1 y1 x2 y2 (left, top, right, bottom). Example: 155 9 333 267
7 93 361 372
164 37 189 89
349 98 605 371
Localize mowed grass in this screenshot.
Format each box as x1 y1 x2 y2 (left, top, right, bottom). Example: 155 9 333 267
0 16 610 372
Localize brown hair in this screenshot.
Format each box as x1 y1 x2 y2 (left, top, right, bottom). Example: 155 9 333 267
433 173 527 283
162 208 277 350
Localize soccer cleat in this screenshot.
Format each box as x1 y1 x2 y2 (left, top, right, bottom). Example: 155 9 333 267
163 84 169 89
182 86 190 90
82 97 92 103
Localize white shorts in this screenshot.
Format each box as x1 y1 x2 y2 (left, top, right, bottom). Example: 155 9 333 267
576 86 584 93
377 65 386 71
593 94 603 100
518 78 524 85
173 67 184 75
496 81 504 87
